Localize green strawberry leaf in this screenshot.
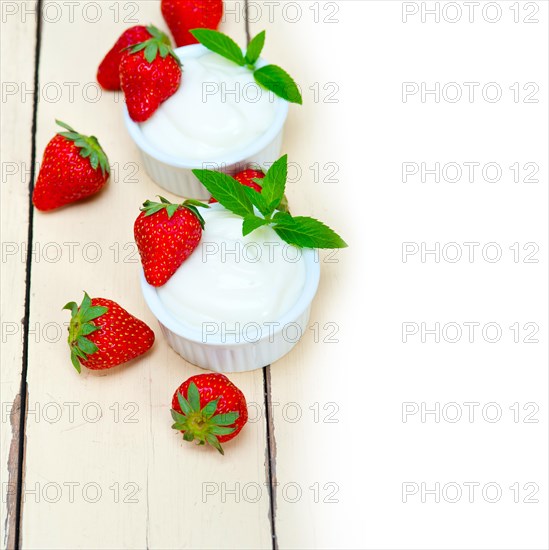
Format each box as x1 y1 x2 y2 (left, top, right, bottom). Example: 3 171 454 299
55 120 76 133
210 412 239 426
55 120 110 177
171 409 187 422
210 426 236 436
254 64 302 104
192 170 254 218
72 346 87 359
273 215 348 249
201 398 219 419
177 392 193 416
140 197 208 228
183 431 195 442
187 382 201 411
81 305 108 323
76 336 98 355
190 29 245 66
142 203 164 217
242 215 270 236
144 42 158 63
70 350 81 373
80 323 100 336
245 30 266 66
62 301 78 315
205 434 224 455
130 25 181 66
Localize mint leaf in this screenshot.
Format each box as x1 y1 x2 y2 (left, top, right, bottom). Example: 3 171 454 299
254 64 302 104
190 29 245 66
245 30 266 66
241 186 270 217
261 154 288 213
192 169 254 218
242 215 270 236
273 215 347 249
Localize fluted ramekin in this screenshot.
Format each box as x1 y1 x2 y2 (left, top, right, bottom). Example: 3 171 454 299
140 250 320 373
124 44 289 200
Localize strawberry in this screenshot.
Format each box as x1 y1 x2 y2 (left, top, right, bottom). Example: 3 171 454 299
171 373 248 454
208 169 265 204
120 25 182 122
63 292 155 373
161 0 223 47
134 196 208 287
32 120 109 211
97 25 151 91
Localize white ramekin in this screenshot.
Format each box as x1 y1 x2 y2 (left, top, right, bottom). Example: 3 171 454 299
123 44 290 200
140 250 320 373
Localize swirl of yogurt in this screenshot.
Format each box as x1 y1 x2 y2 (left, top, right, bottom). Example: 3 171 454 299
157 204 307 331
140 52 278 161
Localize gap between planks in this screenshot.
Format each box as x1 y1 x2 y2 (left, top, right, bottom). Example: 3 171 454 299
7 2 43 549
8 1 280 549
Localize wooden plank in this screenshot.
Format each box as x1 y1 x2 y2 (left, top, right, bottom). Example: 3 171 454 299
0 1 38 548
21 2 271 548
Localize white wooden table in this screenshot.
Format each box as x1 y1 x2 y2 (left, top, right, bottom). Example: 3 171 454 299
2 1 548 549
1 1 355 548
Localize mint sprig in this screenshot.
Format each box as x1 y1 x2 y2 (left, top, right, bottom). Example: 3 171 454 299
192 156 347 249
190 171 254 218
190 29 302 105
254 65 302 105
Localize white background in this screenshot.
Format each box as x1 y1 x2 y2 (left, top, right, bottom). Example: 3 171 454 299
270 1 548 548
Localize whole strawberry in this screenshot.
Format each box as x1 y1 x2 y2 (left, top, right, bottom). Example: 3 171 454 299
161 0 223 47
63 292 155 372
120 25 182 122
171 373 248 454
32 120 109 211
135 196 208 287
209 169 264 204
97 25 151 90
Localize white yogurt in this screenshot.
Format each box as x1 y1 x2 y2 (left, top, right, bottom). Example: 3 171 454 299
140 52 277 161
157 204 307 331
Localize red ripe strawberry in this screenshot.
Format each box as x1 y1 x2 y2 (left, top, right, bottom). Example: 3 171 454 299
209 169 265 204
97 25 151 91
134 196 208 287
171 373 248 454
120 25 182 122
63 292 155 373
161 0 223 47
32 120 109 211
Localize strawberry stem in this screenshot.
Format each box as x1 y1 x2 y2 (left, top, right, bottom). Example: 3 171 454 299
171 383 239 455
62 292 107 373
140 196 209 228
55 119 110 177
128 25 182 66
